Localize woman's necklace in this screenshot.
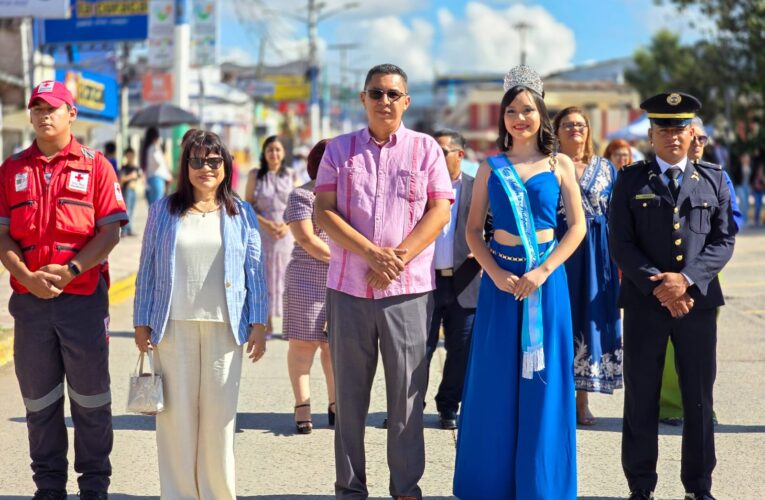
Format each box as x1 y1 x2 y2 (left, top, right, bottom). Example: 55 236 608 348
191 201 220 217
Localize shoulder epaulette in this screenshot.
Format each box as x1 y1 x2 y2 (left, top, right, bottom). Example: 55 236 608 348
620 160 647 172
80 147 95 159
694 159 722 170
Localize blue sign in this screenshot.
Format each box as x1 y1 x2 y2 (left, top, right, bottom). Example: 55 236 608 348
56 69 119 122
43 0 148 44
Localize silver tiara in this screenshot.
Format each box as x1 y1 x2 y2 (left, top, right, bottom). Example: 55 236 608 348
503 65 543 95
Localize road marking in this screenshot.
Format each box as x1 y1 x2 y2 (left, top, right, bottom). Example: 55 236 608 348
109 273 136 305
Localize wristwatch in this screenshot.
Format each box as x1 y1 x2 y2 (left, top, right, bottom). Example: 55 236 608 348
67 261 81 277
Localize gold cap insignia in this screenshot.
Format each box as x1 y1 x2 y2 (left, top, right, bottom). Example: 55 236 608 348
667 93 682 106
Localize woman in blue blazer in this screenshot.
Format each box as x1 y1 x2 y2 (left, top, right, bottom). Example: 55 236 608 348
134 130 268 500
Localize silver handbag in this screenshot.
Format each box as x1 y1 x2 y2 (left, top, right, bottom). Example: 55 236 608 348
126 350 165 415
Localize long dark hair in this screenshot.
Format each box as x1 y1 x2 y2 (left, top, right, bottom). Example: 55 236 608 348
258 135 287 180
553 106 594 163
306 139 329 181
140 126 160 172
169 131 239 217
496 86 555 156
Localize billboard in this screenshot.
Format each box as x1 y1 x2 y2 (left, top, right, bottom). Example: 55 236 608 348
0 0 69 18
57 69 119 121
42 0 148 44
190 0 217 67
147 0 174 68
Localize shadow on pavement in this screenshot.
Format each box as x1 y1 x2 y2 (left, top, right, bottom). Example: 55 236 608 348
109 330 136 339
239 497 454 500
575 416 765 434
9 415 156 431
0 497 157 500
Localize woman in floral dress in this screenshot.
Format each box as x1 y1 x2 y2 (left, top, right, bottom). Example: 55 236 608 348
245 136 295 334
554 106 622 425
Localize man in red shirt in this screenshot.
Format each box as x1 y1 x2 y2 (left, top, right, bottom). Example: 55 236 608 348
0 81 127 500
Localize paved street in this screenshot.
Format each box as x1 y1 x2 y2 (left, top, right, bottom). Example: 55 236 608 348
0 198 763 499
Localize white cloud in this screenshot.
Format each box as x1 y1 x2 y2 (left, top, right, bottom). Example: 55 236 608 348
336 16 436 82
436 2 576 77
626 0 717 43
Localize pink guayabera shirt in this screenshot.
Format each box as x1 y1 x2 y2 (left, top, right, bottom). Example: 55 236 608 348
315 123 455 299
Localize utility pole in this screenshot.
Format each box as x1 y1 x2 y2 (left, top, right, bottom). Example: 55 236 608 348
513 21 531 66
328 42 358 131
172 0 191 167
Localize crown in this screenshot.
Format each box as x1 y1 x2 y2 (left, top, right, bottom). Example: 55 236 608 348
503 65 544 95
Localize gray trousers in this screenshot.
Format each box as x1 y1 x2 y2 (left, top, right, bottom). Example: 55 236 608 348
327 289 433 500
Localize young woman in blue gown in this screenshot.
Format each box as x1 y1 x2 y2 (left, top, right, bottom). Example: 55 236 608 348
554 107 622 426
453 66 586 500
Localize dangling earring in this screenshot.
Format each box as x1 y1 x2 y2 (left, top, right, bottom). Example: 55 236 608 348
504 134 509 149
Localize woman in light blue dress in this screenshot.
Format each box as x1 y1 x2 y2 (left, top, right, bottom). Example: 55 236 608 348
554 107 622 426
454 65 585 500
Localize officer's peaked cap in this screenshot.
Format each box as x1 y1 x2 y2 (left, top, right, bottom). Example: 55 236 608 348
640 92 701 127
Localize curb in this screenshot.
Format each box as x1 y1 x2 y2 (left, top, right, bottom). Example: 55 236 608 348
0 273 137 369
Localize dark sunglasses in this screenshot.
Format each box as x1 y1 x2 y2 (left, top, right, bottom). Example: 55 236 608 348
691 135 709 146
189 157 224 170
441 147 462 157
364 88 408 102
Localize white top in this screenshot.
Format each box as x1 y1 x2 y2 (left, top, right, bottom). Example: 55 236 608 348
169 209 228 322
146 143 172 181
434 175 461 270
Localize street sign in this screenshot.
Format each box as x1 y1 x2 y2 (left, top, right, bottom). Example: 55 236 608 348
58 69 119 121
42 0 148 44
142 72 174 102
266 75 311 101
147 0 174 69
191 0 217 67
239 80 276 98
0 0 69 18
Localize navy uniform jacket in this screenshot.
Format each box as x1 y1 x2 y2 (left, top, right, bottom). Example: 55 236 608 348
608 159 735 311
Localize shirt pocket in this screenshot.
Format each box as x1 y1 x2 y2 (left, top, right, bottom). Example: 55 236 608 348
56 198 95 236
688 193 717 234
9 199 38 240
629 195 662 232
396 170 428 202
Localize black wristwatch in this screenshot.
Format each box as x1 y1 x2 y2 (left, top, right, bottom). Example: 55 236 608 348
67 261 81 277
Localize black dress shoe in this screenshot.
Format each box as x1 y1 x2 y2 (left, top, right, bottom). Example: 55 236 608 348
32 490 67 500
439 411 457 430
628 490 654 500
79 491 107 500
684 493 716 500
659 416 683 426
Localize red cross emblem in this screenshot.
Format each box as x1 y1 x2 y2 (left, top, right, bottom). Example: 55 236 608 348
75 173 84 182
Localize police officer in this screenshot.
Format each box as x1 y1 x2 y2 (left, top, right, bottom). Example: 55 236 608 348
608 92 735 500
0 81 128 500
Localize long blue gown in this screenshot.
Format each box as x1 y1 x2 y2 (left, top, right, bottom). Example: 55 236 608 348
453 168 577 500
556 156 622 394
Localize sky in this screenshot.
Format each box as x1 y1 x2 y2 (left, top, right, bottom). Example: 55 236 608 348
219 0 714 83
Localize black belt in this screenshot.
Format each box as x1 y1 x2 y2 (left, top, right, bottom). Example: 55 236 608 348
436 268 454 277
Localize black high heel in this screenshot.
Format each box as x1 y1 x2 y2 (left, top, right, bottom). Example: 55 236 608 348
294 403 312 434
328 402 336 426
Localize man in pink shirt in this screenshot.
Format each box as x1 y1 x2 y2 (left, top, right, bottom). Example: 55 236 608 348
315 64 453 500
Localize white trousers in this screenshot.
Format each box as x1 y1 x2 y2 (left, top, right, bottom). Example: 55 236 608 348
155 320 243 500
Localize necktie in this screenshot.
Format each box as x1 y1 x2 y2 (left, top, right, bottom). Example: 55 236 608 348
666 166 682 201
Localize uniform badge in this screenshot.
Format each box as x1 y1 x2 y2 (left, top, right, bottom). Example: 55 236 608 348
635 193 656 200
37 81 55 93
691 171 700 181
667 93 682 106
67 171 90 193
114 182 124 202
15 172 29 192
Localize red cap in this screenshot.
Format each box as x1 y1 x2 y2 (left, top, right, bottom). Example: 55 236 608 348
28 80 74 109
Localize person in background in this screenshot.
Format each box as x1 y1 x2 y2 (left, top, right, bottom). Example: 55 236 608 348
752 153 765 226
282 139 335 434
315 63 453 500
604 139 634 170
554 106 622 426
425 129 483 431
732 151 751 228
244 135 295 336
119 147 140 237
454 65 585 499
103 141 119 176
609 92 735 500
0 80 128 500
141 127 173 205
133 131 268 500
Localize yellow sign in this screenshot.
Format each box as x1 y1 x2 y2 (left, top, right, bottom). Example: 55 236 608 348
264 75 311 101
64 71 106 111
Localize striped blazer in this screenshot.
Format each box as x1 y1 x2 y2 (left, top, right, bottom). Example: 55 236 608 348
133 197 268 345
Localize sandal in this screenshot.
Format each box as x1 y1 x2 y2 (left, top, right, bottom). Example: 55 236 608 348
294 403 312 434
328 402 336 427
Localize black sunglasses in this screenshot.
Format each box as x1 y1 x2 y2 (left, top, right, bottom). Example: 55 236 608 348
189 157 224 170
441 147 462 157
364 88 408 102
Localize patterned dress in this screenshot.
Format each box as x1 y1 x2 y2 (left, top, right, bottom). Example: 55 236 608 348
253 170 294 318
557 156 623 393
282 187 329 342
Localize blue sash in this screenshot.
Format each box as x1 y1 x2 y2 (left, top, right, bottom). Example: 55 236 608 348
487 154 553 379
